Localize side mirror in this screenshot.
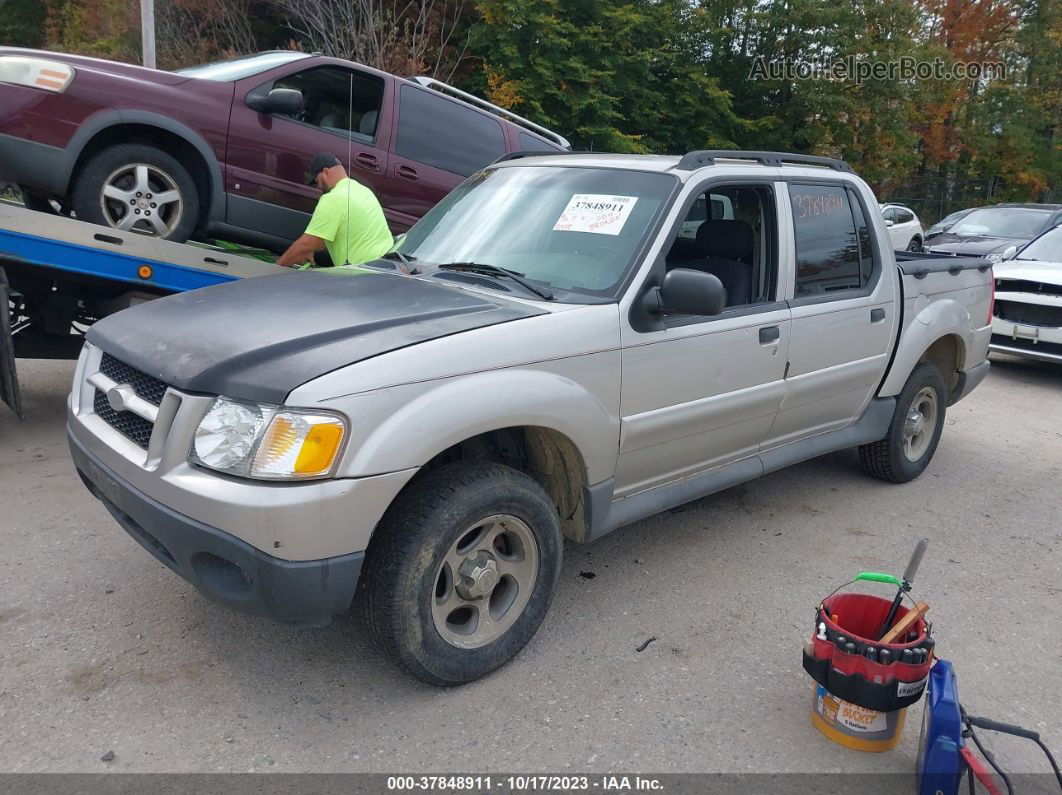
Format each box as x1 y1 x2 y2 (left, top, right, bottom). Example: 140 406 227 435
883 219 895 227
1000 244 1018 261
642 268 726 317
248 87 303 116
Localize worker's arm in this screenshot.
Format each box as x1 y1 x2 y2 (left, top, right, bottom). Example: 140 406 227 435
276 233 326 268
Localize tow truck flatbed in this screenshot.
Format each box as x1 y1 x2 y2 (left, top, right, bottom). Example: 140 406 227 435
2 203 282 418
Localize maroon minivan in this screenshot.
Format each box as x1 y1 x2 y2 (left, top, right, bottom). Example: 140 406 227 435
0 48 568 249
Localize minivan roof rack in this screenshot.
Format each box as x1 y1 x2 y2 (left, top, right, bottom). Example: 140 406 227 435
409 76 571 150
675 150 854 173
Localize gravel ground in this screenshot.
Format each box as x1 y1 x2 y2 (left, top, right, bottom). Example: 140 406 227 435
0 355 1059 777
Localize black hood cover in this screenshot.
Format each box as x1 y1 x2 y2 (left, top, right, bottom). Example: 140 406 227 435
87 271 543 403
927 233 1022 256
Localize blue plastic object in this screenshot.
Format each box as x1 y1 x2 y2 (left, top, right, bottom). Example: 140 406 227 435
917 659 964 795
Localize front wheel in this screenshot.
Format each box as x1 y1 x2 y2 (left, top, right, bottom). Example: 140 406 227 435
859 362 947 483
70 143 199 242
362 462 563 686
907 236 923 252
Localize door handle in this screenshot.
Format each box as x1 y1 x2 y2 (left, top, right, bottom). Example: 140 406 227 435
871 308 886 323
354 152 380 172
759 325 780 345
395 164 419 183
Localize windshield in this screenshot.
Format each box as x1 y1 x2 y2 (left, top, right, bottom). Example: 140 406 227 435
395 165 677 299
176 51 309 81
1015 224 1062 263
950 207 1052 239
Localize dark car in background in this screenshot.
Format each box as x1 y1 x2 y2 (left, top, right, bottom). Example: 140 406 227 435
0 48 568 249
923 208 972 244
925 203 1062 261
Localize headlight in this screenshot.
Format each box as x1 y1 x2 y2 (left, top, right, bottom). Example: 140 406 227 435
985 252 1004 263
190 397 347 480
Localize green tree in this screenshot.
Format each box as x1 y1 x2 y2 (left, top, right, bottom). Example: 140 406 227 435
0 0 47 48
471 0 745 152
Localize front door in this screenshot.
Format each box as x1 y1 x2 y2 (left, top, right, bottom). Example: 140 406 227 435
225 63 393 241
615 181 791 498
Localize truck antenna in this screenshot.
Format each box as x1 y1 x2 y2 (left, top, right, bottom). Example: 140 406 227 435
344 73 353 266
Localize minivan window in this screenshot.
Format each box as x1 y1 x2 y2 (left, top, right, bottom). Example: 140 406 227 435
518 132 561 153
396 86 506 177
396 166 676 299
273 67 384 142
790 184 865 296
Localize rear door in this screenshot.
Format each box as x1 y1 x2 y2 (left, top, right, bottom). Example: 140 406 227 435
762 181 898 448
225 63 393 240
383 84 508 232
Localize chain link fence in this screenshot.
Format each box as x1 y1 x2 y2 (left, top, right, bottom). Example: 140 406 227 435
880 176 1060 225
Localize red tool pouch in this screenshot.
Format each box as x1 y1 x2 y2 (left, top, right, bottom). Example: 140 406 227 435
802 592 932 712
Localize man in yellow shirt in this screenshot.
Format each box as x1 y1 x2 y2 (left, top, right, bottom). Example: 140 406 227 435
277 153 394 268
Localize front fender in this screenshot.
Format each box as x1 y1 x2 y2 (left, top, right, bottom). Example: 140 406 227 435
340 368 620 485
879 297 973 396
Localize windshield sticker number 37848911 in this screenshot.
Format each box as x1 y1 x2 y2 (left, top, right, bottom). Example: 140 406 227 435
553 194 638 236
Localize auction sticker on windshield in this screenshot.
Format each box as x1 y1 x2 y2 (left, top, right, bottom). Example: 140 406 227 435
553 194 638 235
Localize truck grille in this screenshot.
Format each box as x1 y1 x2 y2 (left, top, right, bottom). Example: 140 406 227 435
93 389 155 449
994 300 1062 329
92 353 168 449
99 353 167 406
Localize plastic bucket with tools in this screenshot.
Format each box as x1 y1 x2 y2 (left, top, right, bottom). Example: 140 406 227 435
803 542 935 752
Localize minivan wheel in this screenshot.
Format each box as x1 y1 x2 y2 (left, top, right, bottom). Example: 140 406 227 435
70 144 198 242
362 462 563 686
859 362 947 483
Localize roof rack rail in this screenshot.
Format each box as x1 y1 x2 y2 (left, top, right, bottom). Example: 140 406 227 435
675 150 853 173
410 76 571 150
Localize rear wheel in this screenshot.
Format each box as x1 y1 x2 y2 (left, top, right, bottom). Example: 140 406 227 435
859 362 947 483
70 143 198 242
362 462 563 686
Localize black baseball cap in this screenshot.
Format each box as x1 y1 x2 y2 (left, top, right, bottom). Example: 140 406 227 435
307 153 341 184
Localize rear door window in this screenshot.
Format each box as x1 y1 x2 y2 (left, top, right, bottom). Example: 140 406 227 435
396 85 507 177
790 184 873 297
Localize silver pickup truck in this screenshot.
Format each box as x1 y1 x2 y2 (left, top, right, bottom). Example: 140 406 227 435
68 150 993 685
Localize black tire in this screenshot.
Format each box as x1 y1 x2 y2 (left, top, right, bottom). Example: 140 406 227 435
362 462 563 686
859 362 947 483
907 236 923 252
70 143 199 242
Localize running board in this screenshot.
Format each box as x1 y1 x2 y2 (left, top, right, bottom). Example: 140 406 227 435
581 397 896 542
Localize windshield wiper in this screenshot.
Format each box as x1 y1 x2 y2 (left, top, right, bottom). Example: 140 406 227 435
381 250 420 274
436 262 554 301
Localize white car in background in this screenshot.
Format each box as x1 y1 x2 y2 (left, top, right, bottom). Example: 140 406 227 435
990 223 1062 364
880 203 924 251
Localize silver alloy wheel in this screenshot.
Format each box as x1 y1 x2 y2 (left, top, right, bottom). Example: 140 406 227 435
902 386 937 462
99 163 183 237
431 514 540 649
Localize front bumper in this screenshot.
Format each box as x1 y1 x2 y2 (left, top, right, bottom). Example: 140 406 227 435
70 429 363 624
